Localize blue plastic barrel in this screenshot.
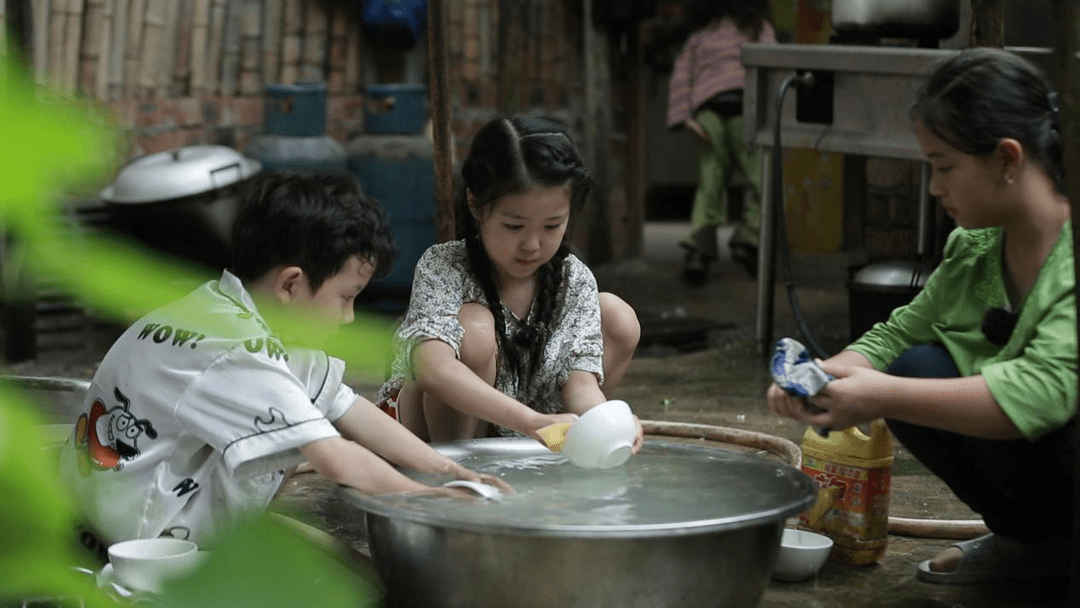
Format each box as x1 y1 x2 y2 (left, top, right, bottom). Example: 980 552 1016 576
264 82 328 137
364 84 428 135
346 134 436 304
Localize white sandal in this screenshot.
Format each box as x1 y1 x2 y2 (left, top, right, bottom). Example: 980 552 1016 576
916 533 1070 584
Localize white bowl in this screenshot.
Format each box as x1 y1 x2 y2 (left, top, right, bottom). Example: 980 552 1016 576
107 537 201 593
772 528 833 582
562 400 637 469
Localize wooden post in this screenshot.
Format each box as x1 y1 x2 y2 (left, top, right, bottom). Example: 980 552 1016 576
206 0 228 94
33 0 50 89
624 21 645 258
581 0 612 264
1051 1 1080 600
301 0 327 83
970 0 1005 47
428 0 455 242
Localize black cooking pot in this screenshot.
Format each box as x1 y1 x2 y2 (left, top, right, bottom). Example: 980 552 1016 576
100 146 261 272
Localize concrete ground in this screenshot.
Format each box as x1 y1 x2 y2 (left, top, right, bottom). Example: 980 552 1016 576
13 221 1073 607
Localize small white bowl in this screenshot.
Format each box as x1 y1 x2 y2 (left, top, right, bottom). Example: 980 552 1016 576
107 537 202 593
772 528 833 582
562 400 637 469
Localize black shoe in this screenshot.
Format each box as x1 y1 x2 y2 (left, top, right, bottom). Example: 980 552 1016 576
730 242 758 279
683 251 709 286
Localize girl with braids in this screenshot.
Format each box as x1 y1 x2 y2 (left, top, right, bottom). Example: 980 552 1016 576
769 48 1075 584
376 115 642 447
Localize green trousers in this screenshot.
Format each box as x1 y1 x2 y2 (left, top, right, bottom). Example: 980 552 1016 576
682 109 764 259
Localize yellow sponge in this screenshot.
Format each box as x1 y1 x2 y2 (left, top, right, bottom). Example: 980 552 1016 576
537 422 573 452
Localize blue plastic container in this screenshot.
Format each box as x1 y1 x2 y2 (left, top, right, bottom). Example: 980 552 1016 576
264 82 328 137
364 83 428 135
346 135 437 300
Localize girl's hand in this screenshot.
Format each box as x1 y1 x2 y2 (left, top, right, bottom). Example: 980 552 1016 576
630 415 644 454
525 412 579 444
768 361 889 431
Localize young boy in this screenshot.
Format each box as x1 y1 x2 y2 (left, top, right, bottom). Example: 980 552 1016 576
59 170 504 552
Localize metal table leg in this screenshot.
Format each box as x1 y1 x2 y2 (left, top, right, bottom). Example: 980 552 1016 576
755 148 775 356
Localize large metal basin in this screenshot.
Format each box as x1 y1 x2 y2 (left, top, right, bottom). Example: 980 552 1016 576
339 438 816 608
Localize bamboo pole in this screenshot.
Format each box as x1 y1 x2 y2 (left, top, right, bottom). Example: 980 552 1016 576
301 0 327 82
107 0 126 100
48 0 67 92
326 0 348 93
123 0 146 97
79 0 105 97
0 0 6 97
33 0 50 88
206 0 228 94
190 0 210 95
94 0 114 100
220 0 241 96
238 0 262 95
173 0 194 96
156 0 179 97
279 0 303 84
343 5 362 93
137 0 167 98
262 0 283 85
62 0 85 96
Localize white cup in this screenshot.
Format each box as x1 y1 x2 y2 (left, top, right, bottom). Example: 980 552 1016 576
107 537 201 593
562 400 637 469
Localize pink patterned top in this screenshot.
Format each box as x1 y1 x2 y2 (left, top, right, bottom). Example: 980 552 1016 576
666 18 777 128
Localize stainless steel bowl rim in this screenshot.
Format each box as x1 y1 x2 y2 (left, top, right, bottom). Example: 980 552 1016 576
340 438 817 539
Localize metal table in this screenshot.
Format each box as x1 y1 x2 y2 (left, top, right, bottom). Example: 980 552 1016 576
741 42 1051 355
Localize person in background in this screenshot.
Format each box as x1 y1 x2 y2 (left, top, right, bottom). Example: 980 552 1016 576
768 48 1075 584
376 115 643 448
667 0 775 285
60 170 507 555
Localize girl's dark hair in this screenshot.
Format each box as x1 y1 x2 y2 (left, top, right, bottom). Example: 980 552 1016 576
230 170 396 290
457 115 593 390
687 0 772 41
912 48 1064 192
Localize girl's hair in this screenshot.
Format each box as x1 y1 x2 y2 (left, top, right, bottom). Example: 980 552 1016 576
231 170 396 289
688 0 772 41
912 48 1064 191
456 115 593 389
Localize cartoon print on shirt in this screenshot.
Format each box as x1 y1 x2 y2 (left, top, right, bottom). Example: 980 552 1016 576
74 387 158 476
254 407 290 433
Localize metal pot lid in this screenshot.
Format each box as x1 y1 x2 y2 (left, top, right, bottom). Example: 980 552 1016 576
339 438 816 539
851 259 935 289
100 145 261 204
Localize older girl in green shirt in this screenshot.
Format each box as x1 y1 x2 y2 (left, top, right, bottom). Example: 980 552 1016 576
768 48 1075 584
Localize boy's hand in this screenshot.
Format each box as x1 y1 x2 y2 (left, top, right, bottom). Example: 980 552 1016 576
447 462 514 493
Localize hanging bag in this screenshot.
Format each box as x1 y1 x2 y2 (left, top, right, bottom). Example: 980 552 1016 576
361 0 429 49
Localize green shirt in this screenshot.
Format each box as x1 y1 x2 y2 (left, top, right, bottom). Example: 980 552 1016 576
848 223 1077 440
